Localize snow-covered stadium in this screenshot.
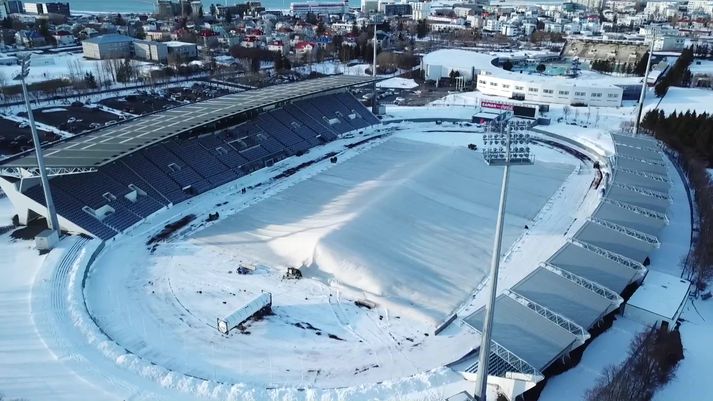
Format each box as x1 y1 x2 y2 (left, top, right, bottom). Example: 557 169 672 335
0 74 681 401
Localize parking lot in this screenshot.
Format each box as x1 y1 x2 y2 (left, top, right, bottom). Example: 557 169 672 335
19 104 122 134
100 93 180 115
0 117 59 156
164 83 233 103
351 84 453 107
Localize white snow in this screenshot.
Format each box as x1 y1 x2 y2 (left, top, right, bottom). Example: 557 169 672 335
645 87 713 115
539 316 647 401
376 77 419 89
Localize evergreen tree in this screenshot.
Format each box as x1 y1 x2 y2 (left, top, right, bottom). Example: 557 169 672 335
84 71 97 88
634 51 649 76
416 19 428 39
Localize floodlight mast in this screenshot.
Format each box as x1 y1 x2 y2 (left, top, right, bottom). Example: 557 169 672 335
475 120 533 401
18 54 61 238
634 34 655 136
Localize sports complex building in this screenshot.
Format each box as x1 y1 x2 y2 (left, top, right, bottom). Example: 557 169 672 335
0 73 685 400
422 49 639 107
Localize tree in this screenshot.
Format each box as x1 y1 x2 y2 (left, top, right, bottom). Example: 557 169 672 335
536 63 546 73
115 13 126 26
224 9 233 24
210 4 217 17
502 60 513 71
305 12 317 25
416 19 428 39
316 21 326 36
133 23 146 40
633 51 649 76
250 56 261 73
84 71 97 89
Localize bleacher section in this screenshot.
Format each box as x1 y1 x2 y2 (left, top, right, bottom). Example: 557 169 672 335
461 133 673 386
21 92 379 240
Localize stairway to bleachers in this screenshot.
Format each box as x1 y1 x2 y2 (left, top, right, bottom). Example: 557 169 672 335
21 92 379 240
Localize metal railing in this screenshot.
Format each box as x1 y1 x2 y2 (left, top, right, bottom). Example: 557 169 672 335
542 263 624 305
505 290 590 343
617 167 670 183
570 239 647 274
590 217 660 247
603 198 669 223
611 182 670 201
463 337 544 380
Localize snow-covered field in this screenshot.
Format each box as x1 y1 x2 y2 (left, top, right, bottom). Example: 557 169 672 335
81 128 580 396
644 86 713 116
0 52 151 85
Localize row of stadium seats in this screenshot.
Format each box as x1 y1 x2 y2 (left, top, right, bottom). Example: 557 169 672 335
22 92 378 240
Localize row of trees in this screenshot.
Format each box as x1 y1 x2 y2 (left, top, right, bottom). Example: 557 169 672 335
655 47 694 97
586 327 683 401
591 59 641 75
641 109 713 288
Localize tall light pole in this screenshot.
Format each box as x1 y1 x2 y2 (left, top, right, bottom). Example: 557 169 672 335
371 17 379 114
16 53 61 238
474 119 534 401
634 34 655 136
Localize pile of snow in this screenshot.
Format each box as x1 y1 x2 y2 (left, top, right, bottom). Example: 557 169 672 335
376 77 419 89
193 137 574 324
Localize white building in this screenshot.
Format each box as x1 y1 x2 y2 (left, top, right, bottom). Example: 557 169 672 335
688 0 713 15
165 41 198 60
361 0 377 12
653 35 686 51
624 271 690 329
81 34 134 60
422 49 624 107
412 1 430 20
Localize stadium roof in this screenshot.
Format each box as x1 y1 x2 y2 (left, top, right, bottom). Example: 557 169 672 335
0 75 374 171
511 266 618 330
547 242 640 293
464 294 581 370
573 220 654 264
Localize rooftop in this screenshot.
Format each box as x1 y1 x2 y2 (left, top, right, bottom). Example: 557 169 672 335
0 75 374 172
628 270 690 319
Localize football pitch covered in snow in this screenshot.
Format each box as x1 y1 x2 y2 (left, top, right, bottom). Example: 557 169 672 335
83 132 579 391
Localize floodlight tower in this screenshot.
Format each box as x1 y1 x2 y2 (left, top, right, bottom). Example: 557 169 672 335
474 119 534 401
17 53 61 238
371 16 379 114
634 35 655 136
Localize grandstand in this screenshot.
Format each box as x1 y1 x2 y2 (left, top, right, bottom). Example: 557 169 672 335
0 75 380 240
456 133 673 396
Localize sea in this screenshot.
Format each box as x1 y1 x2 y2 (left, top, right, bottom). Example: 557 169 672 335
67 0 360 14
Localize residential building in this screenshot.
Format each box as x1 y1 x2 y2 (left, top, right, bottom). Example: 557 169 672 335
165 40 198 60
23 2 70 16
133 40 168 62
289 1 349 16
81 33 134 59
1 0 24 14
412 2 430 20
384 3 411 16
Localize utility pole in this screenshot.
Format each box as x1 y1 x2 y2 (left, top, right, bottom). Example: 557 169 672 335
16 53 61 241
475 120 534 401
634 35 655 136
